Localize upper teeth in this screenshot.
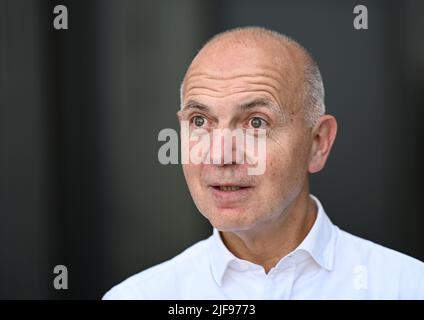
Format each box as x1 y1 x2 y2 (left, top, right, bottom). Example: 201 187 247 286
219 186 241 191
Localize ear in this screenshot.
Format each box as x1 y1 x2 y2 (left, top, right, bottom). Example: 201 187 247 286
308 115 338 173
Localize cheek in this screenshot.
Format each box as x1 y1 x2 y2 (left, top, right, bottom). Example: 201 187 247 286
183 163 201 186
183 164 211 210
262 137 309 194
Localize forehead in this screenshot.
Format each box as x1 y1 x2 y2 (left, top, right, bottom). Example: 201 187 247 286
184 69 284 104
183 41 301 111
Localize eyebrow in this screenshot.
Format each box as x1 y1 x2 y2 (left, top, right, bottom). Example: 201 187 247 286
239 98 281 114
182 100 210 112
184 98 280 112
182 98 285 123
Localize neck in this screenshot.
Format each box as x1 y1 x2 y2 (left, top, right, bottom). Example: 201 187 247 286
220 187 317 273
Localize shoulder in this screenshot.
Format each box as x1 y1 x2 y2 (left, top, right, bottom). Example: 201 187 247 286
103 237 211 300
336 227 424 269
335 227 424 298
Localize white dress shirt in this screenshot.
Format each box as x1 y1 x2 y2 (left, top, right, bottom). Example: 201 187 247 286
103 195 424 299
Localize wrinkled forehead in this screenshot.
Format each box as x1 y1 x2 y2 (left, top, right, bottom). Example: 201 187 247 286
182 40 304 111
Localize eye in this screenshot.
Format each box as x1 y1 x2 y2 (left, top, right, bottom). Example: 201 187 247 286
191 115 206 127
249 117 267 129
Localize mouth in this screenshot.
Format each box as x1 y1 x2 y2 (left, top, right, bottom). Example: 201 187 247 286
208 184 254 204
212 185 249 191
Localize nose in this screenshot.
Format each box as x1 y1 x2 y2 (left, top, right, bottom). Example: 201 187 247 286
209 129 244 166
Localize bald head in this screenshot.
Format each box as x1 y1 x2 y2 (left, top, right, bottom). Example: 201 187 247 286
181 27 325 127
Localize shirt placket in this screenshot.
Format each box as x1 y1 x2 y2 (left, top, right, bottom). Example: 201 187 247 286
263 263 296 299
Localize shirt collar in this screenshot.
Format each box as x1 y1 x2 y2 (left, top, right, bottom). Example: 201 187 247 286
208 194 336 286
294 194 336 271
208 228 239 286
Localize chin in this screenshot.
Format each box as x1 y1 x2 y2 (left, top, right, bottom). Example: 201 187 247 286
206 207 257 232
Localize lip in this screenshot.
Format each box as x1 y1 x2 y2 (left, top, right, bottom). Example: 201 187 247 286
208 185 254 204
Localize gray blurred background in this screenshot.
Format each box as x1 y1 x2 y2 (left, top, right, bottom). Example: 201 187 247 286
1 0 423 299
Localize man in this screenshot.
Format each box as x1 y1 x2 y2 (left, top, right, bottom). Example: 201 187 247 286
104 27 424 299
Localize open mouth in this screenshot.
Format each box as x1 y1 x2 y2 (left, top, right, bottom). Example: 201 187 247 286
212 186 248 191
208 183 254 204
